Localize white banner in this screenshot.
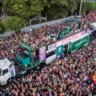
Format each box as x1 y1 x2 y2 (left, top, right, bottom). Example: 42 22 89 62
48 43 56 52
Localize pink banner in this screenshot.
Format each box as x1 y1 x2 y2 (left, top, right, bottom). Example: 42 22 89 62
56 41 62 47
39 47 46 61
62 30 88 45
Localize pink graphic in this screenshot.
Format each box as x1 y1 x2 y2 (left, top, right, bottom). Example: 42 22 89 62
39 47 46 61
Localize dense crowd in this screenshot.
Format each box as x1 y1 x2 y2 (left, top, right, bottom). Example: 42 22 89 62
1 11 96 60
0 11 96 96
0 39 96 96
0 20 80 60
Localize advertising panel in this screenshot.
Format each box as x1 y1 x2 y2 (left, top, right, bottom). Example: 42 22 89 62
68 34 90 52
48 43 56 52
62 30 89 45
39 46 46 61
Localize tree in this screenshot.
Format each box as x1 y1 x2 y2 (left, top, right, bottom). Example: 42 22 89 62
47 5 68 20
42 0 68 20
3 16 26 32
67 0 78 15
3 0 47 19
3 0 96 21
3 0 68 20
86 2 96 11
0 22 5 34
75 0 96 15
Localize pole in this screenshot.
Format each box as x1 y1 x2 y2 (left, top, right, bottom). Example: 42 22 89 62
79 0 83 15
30 19 31 27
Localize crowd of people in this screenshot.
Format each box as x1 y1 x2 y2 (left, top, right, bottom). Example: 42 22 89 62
0 19 80 60
0 39 96 96
1 11 96 60
0 11 96 96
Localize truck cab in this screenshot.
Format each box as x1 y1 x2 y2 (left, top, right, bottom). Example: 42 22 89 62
0 58 15 85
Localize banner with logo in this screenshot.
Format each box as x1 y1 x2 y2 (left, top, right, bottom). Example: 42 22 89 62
48 43 56 52
39 47 46 61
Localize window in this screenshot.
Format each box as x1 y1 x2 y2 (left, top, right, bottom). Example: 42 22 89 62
2 69 8 75
46 51 55 58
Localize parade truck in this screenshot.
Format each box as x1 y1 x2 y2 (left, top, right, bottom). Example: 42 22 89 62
16 30 90 69
0 30 91 85
0 17 94 86
1 18 93 86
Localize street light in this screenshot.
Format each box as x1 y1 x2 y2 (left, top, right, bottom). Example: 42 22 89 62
79 0 83 15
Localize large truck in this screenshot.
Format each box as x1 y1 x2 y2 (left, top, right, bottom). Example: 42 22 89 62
0 31 91 86
1 22 95 86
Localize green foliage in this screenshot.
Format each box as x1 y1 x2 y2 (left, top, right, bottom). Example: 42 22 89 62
76 0 96 14
86 2 96 11
67 0 78 15
47 5 68 20
50 0 68 6
3 0 47 19
45 0 68 20
3 16 26 32
3 0 68 20
81 2 86 14
3 0 96 21
0 22 5 34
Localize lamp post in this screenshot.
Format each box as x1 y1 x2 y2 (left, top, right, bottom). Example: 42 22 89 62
79 0 83 15
29 19 31 27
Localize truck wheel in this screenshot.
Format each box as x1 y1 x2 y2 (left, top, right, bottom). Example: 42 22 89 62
7 78 14 84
